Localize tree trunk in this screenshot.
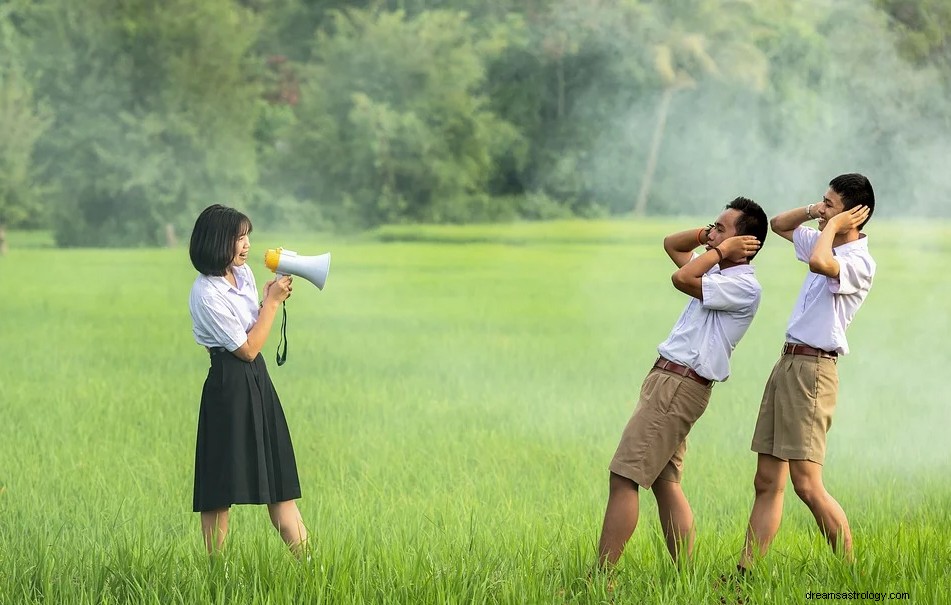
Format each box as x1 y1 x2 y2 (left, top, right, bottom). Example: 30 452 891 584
634 87 675 217
556 55 565 120
164 223 178 247
0 224 7 255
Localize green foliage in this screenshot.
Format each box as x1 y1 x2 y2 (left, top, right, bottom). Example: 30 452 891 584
484 1 656 214
248 0 365 61
268 9 523 228
0 11 50 230
17 0 261 247
876 0 951 77
4 0 951 244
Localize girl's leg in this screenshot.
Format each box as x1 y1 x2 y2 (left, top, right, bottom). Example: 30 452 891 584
267 500 309 555
201 508 230 554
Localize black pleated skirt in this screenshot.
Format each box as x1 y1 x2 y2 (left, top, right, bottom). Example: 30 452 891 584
193 350 301 512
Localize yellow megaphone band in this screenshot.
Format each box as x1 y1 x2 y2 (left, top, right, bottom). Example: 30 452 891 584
264 248 282 272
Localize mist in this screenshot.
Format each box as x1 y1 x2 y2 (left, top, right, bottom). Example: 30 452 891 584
555 0 951 219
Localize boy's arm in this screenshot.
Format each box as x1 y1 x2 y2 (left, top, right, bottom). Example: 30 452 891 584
663 225 712 268
672 235 761 300
671 249 721 299
808 206 871 277
770 206 815 242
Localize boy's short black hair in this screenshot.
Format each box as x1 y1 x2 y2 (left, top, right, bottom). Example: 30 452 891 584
829 173 875 230
726 196 768 260
189 204 252 276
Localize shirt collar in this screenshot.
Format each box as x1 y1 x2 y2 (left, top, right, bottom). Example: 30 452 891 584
719 263 756 276
206 266 245 293
833 233 869 255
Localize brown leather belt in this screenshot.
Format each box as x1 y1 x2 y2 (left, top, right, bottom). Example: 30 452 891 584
653 357 712 387
782 343 838 359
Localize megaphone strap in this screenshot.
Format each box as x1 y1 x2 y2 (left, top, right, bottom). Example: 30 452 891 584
276 302 288 366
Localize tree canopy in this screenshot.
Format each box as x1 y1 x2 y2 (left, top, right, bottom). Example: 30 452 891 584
1 0 949 247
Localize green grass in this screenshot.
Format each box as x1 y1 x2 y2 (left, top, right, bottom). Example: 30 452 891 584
1 220 949 604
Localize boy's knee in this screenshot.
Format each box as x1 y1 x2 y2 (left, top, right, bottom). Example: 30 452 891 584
753 470 785 496
651 478 682 498
791 478 822 507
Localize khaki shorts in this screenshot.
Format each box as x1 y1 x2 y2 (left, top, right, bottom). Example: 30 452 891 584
609 368 712 488
750 353 838 464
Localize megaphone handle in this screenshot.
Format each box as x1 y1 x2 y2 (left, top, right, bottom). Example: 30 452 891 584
276 301 288 366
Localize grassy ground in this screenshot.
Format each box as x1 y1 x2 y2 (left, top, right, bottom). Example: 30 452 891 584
0 220 948 603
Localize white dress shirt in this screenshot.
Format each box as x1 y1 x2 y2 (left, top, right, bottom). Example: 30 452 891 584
657 260 762 381
785 226 875 355
189 264 260 351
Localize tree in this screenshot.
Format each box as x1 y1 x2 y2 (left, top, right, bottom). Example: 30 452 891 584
18 0 261 247
268 8 522 227
0 8 50 254
482 0 656 215
876 0 951 83
632 0 770 216
245 0 361 62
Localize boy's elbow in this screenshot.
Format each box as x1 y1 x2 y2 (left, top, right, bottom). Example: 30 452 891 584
671 271 688 291
769 216 783 233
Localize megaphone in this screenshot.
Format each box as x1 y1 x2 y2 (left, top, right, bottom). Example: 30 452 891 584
264 248 331 290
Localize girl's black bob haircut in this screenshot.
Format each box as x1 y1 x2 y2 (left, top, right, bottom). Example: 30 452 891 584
189 204 253 276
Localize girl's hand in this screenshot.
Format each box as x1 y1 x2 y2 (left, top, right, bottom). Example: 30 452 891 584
264 275 293 304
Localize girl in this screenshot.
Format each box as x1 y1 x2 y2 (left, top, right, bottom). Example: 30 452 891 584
188 204 308 555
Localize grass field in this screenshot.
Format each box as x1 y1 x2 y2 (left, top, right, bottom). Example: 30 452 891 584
1 220 949 604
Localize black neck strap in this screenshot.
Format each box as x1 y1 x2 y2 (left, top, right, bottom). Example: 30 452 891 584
276 302 288 366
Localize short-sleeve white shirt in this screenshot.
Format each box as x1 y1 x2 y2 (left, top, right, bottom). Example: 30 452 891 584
189 264 259 351
785 226 875 355
657 260 762 382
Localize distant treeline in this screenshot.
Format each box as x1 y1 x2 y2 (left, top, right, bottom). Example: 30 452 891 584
0 0 949 247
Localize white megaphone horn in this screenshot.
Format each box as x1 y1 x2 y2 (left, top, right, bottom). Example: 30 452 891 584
264 248 331 290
